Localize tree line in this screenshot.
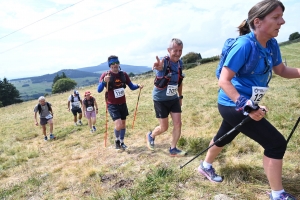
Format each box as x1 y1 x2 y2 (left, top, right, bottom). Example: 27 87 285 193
0 78 23 107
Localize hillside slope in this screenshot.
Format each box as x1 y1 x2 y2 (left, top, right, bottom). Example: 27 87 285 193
0 42 300 199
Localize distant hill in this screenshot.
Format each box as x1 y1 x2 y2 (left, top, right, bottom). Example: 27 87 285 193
11 69 100 83
9 63 151 101
10 63 151 83
77 62 151 74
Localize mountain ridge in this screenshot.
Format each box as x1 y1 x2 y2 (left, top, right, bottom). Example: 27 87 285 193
10 63 151 82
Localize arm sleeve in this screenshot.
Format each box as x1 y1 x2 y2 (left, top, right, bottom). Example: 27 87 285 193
128 82 139 90
97 81 106 93
97 73 106 93
124 72 139 90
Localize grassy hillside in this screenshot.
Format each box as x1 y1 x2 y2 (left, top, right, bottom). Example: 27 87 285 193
0 42 300 199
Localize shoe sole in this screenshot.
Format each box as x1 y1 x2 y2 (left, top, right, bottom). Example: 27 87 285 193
145 133 154 151
197 166 222 183
169 153 186 157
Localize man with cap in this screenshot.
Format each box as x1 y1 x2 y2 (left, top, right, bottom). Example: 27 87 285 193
97 55 144 150
68 90 83 126
82 91 98 133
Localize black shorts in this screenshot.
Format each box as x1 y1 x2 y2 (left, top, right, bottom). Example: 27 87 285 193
214 104 287 159
71 107 82 116
108 103 129 121
153 98 181 118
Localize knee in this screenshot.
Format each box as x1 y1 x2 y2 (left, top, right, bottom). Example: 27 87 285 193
160 125 168 132
264 138 287 159
173 120 182 129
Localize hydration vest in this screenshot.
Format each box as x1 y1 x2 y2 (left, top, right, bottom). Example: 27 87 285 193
83 96 95 108
38 102 52 114
105 71 126 90
70 94 80 102
216 32 278 79
154 56 184 89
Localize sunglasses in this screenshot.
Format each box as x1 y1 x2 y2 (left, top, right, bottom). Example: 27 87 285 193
110 62 120 65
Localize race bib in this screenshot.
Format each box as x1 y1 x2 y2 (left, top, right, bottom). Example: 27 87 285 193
250 86 268 104
114 88 125 98
166 85 178 96
72 101 80 107
45 114 53 119
87 106 93 112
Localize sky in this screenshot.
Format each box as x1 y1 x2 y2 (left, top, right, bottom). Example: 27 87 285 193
0 0 299 80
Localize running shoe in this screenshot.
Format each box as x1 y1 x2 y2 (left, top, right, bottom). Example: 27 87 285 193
198 160 223 183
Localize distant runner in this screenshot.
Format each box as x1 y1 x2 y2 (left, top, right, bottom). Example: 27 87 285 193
68 90 83 126
34 96 56 141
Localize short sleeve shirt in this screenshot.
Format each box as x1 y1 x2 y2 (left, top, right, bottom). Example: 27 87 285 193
218 32 282 106
68 95 81 109
99 71 131 104
34 102 52 118
152 59 184 101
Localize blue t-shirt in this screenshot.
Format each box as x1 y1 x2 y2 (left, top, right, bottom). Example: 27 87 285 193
218 32 282 106
152 58 183 101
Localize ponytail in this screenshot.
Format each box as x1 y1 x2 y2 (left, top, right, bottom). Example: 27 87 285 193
237 19 251 36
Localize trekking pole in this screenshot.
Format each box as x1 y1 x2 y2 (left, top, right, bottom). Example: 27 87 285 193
132 88 141 130
180 116 251 169
286 116 300 144
104 81 109 147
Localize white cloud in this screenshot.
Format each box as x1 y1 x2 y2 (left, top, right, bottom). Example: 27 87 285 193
0 0 299 79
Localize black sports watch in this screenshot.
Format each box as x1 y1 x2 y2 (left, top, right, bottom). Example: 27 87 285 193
179 95 183 99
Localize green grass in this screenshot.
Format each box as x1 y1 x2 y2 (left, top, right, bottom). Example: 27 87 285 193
0 42 300 199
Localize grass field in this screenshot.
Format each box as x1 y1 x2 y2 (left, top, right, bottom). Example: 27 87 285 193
0 42 300 199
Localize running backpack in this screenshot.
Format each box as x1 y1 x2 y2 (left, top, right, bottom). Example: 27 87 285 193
70 94 80 102
216 34 279 79
83 96 95 108
37 102 52 114
154 56 184 89
105 71 126 90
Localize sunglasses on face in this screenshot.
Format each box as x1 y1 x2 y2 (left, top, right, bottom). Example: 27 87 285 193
110 62 120 65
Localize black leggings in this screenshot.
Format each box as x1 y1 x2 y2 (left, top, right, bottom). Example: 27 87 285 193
214 104 287 159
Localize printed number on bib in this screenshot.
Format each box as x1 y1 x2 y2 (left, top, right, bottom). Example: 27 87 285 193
250 86 268 104
166 85 178 96
45 114 53 119
114 88 125 98
87 106 93 112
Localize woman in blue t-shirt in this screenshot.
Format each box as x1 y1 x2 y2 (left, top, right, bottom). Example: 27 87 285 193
198 1 299 199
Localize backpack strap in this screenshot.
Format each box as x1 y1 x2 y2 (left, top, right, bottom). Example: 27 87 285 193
47 102 52 112
38 102 52 114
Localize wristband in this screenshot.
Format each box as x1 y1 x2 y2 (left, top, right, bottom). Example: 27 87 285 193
179 95 183 99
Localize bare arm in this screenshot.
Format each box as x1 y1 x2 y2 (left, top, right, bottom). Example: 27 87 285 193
94 98 98 114
34 112 38 126
67 101 70 111
218 67 240 102
219 67 265 121
273 62 300 78
178 82 183 106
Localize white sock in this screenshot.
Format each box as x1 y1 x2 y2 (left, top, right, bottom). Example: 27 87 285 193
271 189 285 199
202 161 212 169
